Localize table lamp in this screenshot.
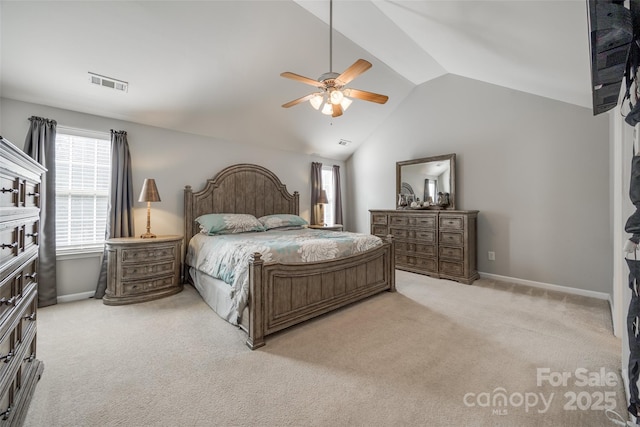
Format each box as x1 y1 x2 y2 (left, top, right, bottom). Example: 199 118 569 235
138 178 161 238
316 190 328 226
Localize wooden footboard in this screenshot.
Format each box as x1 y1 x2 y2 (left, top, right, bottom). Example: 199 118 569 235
246 236 395 349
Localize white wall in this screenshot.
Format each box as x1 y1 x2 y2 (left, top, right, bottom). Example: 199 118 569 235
347 74 611 294
2 98 346 298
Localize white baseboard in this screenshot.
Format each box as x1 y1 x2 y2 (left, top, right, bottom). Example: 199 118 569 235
478 272 610 301
57 291 95 304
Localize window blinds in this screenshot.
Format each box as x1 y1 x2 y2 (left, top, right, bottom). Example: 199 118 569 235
55 132 111 251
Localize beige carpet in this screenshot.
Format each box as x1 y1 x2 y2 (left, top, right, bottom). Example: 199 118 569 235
24 270 624 426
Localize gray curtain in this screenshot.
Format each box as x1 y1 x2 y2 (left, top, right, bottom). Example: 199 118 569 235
310 162 323 226
95 130 135 299
332 165 343 226
24 116 58 307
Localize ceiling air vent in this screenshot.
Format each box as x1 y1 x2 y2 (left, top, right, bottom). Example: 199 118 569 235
88 72 128 93
338 139 351 146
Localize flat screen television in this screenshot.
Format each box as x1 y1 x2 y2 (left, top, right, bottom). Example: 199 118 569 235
588 0 633 115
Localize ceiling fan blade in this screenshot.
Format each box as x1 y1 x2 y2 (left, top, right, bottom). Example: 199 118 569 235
282 93 316 108
344 88 389 104
332 103 343 118
335 59 372 86
280 72 323 88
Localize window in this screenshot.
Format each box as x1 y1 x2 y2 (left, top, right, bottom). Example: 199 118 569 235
321 166 334 226
55 128 111 253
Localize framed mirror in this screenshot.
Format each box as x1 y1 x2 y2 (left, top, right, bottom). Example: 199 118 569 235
396 153 456 210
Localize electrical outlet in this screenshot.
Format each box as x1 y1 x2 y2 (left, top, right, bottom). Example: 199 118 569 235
488 251 495 261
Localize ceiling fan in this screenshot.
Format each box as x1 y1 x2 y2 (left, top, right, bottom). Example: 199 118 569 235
280 0 389 118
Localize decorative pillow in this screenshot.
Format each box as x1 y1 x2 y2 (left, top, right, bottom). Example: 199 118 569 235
258 214 308 231
196 213 265 235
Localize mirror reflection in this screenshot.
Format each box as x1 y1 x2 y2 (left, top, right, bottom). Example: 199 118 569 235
396 153 456 210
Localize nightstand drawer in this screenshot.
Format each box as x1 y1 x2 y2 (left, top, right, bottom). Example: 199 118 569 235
121 261 176 280
121 245 176 263
123 276 175 295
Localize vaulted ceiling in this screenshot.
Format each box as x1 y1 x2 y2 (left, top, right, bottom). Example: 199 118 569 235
1 1 592 160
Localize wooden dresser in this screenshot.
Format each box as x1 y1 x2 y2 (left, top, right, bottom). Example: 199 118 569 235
103 235 183 305
370 209 479 284
0 137 46 424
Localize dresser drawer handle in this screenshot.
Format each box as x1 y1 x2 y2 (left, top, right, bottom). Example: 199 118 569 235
27 192 39 197
25 272 37 280
0 297 17 306
23 313 35 321
0 406 11 420
0 188 18 194
0 242 18 249
23 353 35 363
0 351 14 363
26 232 38 238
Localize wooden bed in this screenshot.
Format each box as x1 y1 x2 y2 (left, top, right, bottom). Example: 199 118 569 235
184 163 395 349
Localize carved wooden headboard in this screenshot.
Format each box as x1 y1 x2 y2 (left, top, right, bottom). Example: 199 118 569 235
184 164 300 242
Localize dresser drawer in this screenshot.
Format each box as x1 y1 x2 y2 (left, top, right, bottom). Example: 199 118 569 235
440 215 464 230
121 245 176 263
0 327 17 383
121 261 176 280
390 227 435 243
440 260 464 276
396 241 436 257
371 225 388 237
19 334 37 388
0 226 20 268
21 259 37 290
0 376 14 423
440 231 463 246
19 293 37 346
439 246 463 261
371 213 388 225
23 181 40 209
122 276 175 296
0 268 25 326
389 215 409 226
23 220 39 253
397 254 437 271
0 175 19 209
390 215 435 228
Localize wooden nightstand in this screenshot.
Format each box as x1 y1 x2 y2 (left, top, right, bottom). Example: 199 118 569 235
103 235 183 305
308 224 344 231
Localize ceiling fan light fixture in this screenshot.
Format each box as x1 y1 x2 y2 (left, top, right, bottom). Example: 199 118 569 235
279 0 388 116
309 93 324 110
340 97 352 111
329 89 344 105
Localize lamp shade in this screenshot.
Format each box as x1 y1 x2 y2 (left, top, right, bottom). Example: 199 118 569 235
317 190 329 204
138 179 161 203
